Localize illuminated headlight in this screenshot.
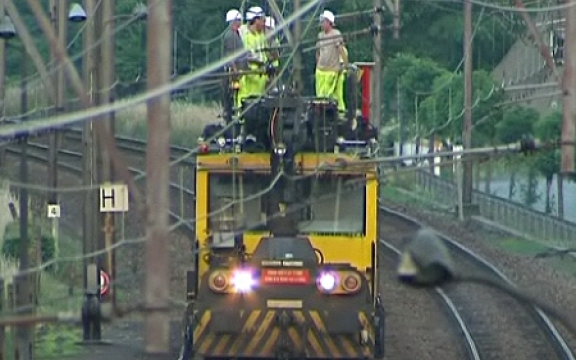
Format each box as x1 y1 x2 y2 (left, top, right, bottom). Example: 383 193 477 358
231 269 256 293
337 137 345 144
317 272 337 292
274 144 286 155
217 137 226 147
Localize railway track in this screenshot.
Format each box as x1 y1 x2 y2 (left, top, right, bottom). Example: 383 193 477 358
5 132 575 358
3 134 196 240
379 205 575 360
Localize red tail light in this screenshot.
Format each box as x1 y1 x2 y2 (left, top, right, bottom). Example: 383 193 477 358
199 143 210 153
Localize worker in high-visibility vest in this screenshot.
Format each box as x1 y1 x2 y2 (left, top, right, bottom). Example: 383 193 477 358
222 9 245 122
237 6 266 108
315 10 348 113
236 7 278 108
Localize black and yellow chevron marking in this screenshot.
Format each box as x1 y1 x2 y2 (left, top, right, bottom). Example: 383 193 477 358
192 310 373 359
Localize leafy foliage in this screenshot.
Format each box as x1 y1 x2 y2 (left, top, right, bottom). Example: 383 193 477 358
417 70 503 142
6 0 519 101
2 223 56 272
533 111 562 181
496 106 538 143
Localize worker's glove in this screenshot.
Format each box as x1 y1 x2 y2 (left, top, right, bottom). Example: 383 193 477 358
347 63 358 72
265 61 277 77
247 53 264 66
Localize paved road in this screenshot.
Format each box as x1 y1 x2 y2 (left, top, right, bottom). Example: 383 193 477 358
67 320 182 360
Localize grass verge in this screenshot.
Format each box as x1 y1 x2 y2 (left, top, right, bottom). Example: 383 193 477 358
113 99 219 146
382 182 576 281
1 220 84 359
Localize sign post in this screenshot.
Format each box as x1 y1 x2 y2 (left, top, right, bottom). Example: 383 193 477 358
98 183 129 305
47 204 60 263
80 183 130 344
99 270 110 296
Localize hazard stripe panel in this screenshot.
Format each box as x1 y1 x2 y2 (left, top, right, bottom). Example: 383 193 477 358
192 310 373 359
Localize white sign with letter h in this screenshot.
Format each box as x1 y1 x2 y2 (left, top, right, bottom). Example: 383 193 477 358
99 184 129 212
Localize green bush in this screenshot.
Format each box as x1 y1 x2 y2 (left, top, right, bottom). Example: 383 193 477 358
2 223 56 272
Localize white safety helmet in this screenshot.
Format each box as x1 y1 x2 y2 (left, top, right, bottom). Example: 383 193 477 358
319 10 335 24
225 9 242 23
265 16 276 29
246 6 265 21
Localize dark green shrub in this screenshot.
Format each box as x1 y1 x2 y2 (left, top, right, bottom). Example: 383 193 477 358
2 224 56 272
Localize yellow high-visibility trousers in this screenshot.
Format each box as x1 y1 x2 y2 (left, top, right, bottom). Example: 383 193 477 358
315 68 345 112
236 66 268 109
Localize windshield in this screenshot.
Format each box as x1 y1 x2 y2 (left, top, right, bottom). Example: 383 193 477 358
298 175 366 234
208 173 269 233
207 173 366 235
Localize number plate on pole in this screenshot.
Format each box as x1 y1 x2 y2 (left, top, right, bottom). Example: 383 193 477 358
47 204 61 218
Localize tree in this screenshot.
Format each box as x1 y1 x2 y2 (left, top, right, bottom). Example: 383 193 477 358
496 106 538 144
417 69 503 141
388 1 520 71
533 111 562 215
493 105 538 200
382 53 448 131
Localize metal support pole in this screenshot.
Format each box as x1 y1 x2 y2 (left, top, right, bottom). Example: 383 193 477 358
462 0 474 210
47 0 58 220
22 0 144 208
99 0 116 307
392 0 400 40
372 0 383 128
16 50 33 360
4 1 57 102
81 0 101 342
144 0 172 353
561 0 576 174
267 0 296 48
293 0 302 94
48 0 67 261
0 0 6 167
397 79 402 154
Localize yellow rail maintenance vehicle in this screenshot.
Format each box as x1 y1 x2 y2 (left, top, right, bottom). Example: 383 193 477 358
180 64 384 360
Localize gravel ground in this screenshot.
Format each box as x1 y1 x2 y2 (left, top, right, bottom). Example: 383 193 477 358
1 152 192 359
381 198 576 353
6 143 576 359
379 215 468 360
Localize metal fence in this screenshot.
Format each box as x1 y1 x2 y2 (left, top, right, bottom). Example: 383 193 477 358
414 170 576 249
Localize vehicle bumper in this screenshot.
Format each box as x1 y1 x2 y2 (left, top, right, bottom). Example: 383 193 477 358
191 308 374 359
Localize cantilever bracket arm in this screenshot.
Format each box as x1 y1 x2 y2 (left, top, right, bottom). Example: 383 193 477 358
4 1 57 104
19 0 144 211
267 0 296 49
512 0 560 83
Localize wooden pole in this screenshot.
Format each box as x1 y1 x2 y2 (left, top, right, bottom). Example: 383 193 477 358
462 0 474 212
561 0 576 174
99 0 116 307
372 0 383 128
144 0 172 353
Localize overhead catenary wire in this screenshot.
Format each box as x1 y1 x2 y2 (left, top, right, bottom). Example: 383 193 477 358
0 139 540 286
0 0 165 109
406 0 576 12
0 0 323 142
0 3 329 198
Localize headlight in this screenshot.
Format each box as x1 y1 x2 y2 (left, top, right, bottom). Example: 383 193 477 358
231 269 256 293
217 137 226 147
208 271 230 292
317 272 337 292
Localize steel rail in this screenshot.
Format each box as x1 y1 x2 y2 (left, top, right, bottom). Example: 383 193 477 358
380 239 481 360
379 204 575 360
4 140 196 239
